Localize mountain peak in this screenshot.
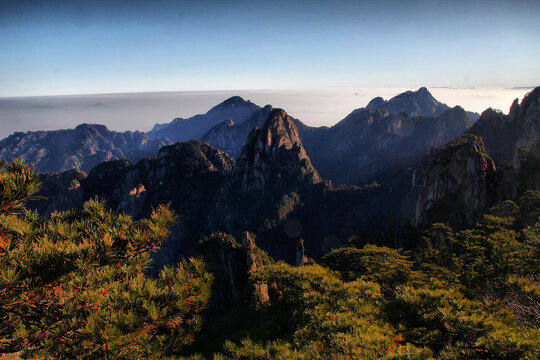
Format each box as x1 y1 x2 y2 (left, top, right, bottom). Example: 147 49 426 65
75 123 110 133
148 96 261 142
211 96 254 112
257 108 304 151
365 87 449 117
234 108 321 193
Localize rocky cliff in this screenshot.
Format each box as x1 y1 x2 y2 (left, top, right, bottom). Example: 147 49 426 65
212 109 321 236
302 104 473 185
469 87 540 164
201 105 274 159
413 134 497 227
209 108 400 262
31 169 88 215
148 96 260 142
0 124 171 173
28 140 235 268
196 232 271 310
28 109 421 265
199 88 477 185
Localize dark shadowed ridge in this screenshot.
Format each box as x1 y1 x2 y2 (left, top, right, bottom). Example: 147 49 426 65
148 96 260 142
469 86 540 164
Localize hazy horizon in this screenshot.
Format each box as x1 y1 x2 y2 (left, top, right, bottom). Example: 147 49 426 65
0 86 535 139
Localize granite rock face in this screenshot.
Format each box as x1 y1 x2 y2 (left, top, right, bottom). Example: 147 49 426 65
414 134 497 227
301 105 473 185
200 89 477 185
201 105 274 159
209 108 396 261
196 232 271 310
31 169 88 215
0 124 171 173
212 108 321 235
233 108 321 192
469 87 540 164
29 140 235 268
148 96 260 142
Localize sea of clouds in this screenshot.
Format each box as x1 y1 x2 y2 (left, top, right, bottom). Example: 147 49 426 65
0 87 534 138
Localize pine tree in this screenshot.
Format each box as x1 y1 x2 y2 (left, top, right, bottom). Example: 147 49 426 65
0 160 212 359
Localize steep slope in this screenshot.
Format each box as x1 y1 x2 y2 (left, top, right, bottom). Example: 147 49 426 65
302 105 473 185
413 133 540 229
29 140 236 267
202 105 274 158
199 88 476 185
209 108 405 261
0 124 171 173
413 134 497 227
212 108 321 234
148 96 260 142
469 86 540 164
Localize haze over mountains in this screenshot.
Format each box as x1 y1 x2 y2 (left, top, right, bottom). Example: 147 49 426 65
0 88 479 180
0 87 531 139
7 86 539 267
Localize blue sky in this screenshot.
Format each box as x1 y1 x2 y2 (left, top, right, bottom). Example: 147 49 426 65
1 0 539 96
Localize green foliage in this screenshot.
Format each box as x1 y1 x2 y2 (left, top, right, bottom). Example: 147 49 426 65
2 160 539 359
0 159 41 214
455 215 527 290
519 190 540 226
0 161 213 359
322 245 413 291
238 263 431 360
388 286 539 359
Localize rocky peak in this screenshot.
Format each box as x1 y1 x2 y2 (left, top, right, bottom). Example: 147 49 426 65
196 232 272 310
366 87 450 117
201 105 275 159
211 109 322 236
469 86 540 164
214 96 254 109
75 123 110 134
414 134 497 227
234 108 321 193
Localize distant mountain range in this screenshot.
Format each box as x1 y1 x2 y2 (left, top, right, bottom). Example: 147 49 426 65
26 88 540 266
0 124 171 173
0 88 478 183
148 96 261 142
202 88 479 184
2 86 540 265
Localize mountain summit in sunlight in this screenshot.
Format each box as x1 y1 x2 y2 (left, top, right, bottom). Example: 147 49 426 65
366 87 449 117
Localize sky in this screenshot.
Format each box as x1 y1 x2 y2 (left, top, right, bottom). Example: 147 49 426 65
1 0 539 97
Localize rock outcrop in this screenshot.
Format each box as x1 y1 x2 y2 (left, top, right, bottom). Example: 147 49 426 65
199 89 477 185
201 105 274 158
301 104 473 185
196 232 271 310
469 86 540 164
31 169 88 215
414 134 497 227
28 140 235 268
0 124 171 173
212 109 321 235
148 96 260 142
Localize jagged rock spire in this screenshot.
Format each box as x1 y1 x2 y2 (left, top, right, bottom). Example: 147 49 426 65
233 108 321 193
